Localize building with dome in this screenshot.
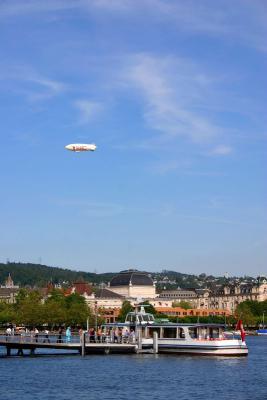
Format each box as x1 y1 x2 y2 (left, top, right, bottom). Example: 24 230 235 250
108 269 156 299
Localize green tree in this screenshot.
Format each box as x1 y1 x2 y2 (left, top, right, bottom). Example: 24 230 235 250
0 302 16 325
236 302 257 327
12 289 44 326
43 300 66 327
117 301 133 322
65 303 89 327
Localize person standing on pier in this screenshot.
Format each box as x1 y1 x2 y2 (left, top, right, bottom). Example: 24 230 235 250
34 327 39 342
66 327 71 343
43 329 50 343
97 327 102 342
57 326 63 343
5 326 12 341
129 329 136 343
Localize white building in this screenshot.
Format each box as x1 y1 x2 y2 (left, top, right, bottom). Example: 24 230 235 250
108 269 157 299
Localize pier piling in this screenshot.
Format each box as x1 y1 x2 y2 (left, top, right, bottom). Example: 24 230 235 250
153 331 158 354
81 332 86 357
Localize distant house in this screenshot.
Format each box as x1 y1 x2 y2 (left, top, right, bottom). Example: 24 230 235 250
65 281 93 297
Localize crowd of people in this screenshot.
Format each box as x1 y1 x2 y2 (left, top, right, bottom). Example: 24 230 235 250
4 325 137 344
86 327 136 343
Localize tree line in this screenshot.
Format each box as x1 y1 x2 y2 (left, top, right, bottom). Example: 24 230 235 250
1 294 266 330
236 300 267 327
0 289 99 329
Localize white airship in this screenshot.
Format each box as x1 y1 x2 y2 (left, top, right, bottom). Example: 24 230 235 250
65 143 97 152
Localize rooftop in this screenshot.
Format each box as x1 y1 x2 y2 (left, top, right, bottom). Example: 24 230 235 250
110 269 154 287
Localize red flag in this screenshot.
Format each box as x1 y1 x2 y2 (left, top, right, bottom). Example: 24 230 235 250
236 319 246 342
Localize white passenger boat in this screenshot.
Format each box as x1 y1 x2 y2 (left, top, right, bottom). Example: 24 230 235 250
103 308 248 356
140 323 248 356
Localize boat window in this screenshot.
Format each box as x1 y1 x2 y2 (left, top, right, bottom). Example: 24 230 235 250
189 328 197 338
210 328 219 338
147 327 161 338
126 314 136 323
178 328 185 338
163 328 177 338
142 315 150 322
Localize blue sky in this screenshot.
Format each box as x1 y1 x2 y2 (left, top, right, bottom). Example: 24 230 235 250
0 0 266 276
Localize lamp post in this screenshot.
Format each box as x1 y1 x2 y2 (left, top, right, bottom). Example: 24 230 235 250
95 301 98 332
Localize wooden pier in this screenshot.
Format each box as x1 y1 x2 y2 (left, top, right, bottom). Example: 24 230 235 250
0 333 139 357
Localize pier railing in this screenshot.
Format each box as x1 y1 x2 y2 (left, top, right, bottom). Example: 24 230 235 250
0 333 137 345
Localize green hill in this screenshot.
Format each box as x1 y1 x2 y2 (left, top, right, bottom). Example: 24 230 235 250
0 262 116 287
0 262 255 289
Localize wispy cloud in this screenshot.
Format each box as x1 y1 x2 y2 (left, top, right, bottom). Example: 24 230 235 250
50 196 249 225
51 198 124 218
0 65 66 102
24 76 66 101
0 0 79 17
74 100 103 124
2 1 266 52
149 159 193 175
148 0 267 51
209 145 233 156
122 54 221 143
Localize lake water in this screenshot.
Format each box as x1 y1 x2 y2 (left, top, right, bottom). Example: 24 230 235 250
0 336 266 400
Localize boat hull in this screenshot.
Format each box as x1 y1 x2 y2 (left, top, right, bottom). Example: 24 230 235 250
158 345 248 356
257 329 267 335
142 338 248 356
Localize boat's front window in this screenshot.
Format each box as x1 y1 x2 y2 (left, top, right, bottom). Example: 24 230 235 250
126 314 136 323
142 315 149 322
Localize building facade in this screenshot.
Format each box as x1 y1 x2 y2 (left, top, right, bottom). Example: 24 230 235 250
108 269 156 299
208 278 267 313
153 277 267 313
0 274 19 303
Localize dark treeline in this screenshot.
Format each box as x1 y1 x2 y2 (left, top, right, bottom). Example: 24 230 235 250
0 262 116 287
0 262 255 289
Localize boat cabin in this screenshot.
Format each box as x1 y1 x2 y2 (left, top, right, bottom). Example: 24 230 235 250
125 311 155 325
140 323 227 341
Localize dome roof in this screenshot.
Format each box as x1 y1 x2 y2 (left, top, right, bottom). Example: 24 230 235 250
110 269 154 287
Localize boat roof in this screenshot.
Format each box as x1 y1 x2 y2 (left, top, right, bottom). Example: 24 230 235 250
102 322 226 328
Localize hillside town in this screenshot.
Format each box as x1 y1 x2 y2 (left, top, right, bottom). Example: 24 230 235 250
1 269 267 323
